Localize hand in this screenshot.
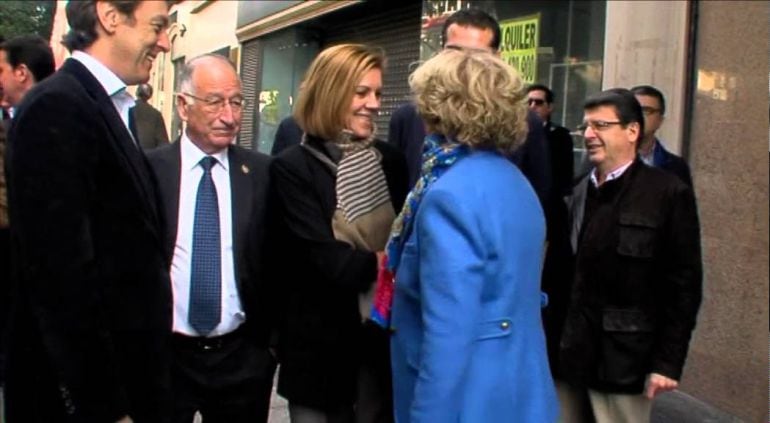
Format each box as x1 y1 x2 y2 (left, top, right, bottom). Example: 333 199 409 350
644 372 678 399
376 251 386 266
116 416 133 423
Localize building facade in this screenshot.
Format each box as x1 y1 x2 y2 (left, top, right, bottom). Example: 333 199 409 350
149 0 241 141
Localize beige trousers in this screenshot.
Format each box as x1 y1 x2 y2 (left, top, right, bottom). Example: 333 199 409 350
556 380 652 423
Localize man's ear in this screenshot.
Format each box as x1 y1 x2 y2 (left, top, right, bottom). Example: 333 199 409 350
95 1 120 35
176 94 189 122
627 121 641 143
13 64 31 84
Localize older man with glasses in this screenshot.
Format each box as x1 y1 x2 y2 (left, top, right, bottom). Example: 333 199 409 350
146 53 276 423
557 88 702 423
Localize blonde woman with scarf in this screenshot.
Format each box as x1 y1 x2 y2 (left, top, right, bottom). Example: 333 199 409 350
375 48 559 422
268 44 408 423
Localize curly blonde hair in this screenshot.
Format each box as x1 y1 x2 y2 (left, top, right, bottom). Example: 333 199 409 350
409 48 528 153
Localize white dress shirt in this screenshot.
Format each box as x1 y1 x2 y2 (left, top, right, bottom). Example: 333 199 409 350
590 160 634 187
170 133 244 337
71 51 136 145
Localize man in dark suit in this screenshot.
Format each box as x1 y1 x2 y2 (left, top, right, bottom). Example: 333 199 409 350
387 9 552 204
631 85 693 187
147 54 276 423
134 83 170 150
3 1 173 422
524 83 576 384
0 33 55 395
526 84 575 197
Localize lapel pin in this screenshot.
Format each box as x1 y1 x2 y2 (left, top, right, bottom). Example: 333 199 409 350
241 164 249 174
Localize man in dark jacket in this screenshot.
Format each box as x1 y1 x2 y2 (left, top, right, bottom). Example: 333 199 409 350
559 88 702 422
525 84 576 384
133 83 169 150
387 9 551 204
631 85 693 186
526 84 574 197
4 2 173 421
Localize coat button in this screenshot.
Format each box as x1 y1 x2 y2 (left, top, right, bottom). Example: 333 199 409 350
500 321 510 330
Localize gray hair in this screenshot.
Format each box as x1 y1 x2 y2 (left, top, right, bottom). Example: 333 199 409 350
177 53 238 97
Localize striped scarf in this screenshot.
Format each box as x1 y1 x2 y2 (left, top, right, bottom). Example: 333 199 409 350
336 147 391 222
302 129 396 321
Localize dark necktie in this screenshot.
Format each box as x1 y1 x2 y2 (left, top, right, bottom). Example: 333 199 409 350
188 156 221 336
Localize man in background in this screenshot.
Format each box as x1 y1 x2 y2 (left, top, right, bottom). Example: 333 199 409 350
0 35 55 114
631 85 693 186
525 83 577 392
388 9 552 205
526 83 574 197
0 34 7 402
133 82 170 149
0 33 55 402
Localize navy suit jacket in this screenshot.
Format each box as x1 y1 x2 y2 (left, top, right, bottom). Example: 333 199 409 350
653 139 693 187
271 116 303 156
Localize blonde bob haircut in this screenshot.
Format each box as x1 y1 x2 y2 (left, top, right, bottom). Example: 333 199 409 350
294 43 385 141
409 48 529 153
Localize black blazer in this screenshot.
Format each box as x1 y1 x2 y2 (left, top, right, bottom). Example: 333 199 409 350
133 100 170 150
560 160 702 393
5 58 172 422
147 140 273 344
268 137 408 410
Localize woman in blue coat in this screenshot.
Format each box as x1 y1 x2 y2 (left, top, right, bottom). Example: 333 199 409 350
381 48 559 422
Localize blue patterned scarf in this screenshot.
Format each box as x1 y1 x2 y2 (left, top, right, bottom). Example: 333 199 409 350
370 133 469 327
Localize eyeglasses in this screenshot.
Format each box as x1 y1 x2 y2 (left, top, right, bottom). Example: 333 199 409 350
641 106 661 116
180 92 247 113
528 98 546 106
576 120 624 132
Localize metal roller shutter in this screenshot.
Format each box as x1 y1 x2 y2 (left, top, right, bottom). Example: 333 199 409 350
239 39 262 149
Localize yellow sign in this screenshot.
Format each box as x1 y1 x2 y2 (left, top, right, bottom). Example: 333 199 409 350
499 14 540 84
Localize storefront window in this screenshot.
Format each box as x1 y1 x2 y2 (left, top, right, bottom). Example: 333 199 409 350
256 29 318 153
421 0 606 172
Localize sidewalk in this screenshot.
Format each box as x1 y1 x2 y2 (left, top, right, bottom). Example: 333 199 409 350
2 385 745 423
651 391 743 423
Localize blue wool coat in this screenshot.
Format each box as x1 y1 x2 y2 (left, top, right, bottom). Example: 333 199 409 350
390 150 559 423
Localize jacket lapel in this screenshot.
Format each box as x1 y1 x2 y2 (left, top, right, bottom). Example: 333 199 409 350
153 140 182 259
228 148 252 287
62 60 160 228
